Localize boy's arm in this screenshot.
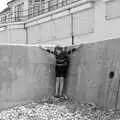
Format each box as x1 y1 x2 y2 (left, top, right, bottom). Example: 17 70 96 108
46 49 54 55
67 48 77 55
40 46 55 55
71 48 77 53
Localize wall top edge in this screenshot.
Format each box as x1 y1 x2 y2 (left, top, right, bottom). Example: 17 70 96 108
0 22 25 28
0 43 82 48
103 0 114 2
0 44 41 47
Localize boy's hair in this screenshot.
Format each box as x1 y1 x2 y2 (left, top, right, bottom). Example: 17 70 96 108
55 45 62 51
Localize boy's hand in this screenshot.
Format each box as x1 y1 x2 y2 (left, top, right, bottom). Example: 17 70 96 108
72 48 77 53
46 49 50 53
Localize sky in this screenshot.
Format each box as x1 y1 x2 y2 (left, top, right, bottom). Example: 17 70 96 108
0 0 9 12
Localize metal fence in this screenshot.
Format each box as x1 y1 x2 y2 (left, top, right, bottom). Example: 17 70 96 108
0 0 80 24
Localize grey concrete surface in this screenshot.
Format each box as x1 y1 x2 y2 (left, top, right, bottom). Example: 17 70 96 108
1 39 120 110
0 45 55 110
65 38 120 110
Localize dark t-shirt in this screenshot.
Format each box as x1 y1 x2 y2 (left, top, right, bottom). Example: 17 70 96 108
46 48 77 67
55 51 69 67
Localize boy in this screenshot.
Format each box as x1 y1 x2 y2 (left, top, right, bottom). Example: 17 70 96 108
46 45 77 98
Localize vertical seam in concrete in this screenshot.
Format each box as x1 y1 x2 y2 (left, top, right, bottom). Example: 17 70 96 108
24 24 28 44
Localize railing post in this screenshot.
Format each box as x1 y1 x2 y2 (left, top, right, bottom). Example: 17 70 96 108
71 12 74 45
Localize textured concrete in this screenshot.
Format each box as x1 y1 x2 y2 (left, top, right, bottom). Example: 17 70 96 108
65 38 120 110
2 38 120 110
0 45 55 110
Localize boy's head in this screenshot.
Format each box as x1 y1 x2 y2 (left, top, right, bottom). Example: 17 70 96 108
55 45 63 54
63 46 68 52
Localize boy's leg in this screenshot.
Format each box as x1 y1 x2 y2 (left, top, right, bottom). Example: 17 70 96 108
55 77 60 97
59 77 64 97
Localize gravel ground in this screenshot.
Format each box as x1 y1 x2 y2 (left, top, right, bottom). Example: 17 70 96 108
0 95 120 120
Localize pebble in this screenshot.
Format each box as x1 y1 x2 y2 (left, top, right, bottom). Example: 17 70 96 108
0 95 120 120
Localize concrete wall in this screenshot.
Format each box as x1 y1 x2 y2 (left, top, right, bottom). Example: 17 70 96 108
1 0 120 45
28 15 72 45
0 30 9 43
0 45 55 110
65 38 120 110
75 0 120 44
26 0 120 45
0 26 26 44
1 39 120 110
26 0 94 45
8 28 26 44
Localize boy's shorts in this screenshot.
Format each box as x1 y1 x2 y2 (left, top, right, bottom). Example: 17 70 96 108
55 65 66 77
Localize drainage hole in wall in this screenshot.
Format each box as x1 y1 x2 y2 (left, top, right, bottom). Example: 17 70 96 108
109 71 115 79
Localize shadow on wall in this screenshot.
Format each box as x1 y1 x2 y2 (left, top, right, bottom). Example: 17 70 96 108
65 38 120 110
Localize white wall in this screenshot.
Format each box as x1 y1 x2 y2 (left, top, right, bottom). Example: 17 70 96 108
28 15 72 44
0 24 26 44
26 0 94 45
1 0 120 45
0 30 9 43
35 37 72 46
8 28 26 44
73 8 94 36
75 0 120 45
27 0 120 45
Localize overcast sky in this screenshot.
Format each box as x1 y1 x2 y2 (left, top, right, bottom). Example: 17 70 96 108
0 0 9 12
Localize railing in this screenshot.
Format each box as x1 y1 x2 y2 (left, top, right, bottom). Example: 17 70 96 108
0 0 80 24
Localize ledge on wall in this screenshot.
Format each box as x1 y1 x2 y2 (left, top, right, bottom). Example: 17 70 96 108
0 22 25 31
103 0 113 2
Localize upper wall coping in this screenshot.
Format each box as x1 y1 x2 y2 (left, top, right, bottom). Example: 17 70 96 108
0 21 25 31
103 0 114 2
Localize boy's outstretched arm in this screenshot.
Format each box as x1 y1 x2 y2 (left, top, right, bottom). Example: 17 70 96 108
40 46 54 55
46 49 54 55
71 48 77 53
67 48 77 55
67 44 82 55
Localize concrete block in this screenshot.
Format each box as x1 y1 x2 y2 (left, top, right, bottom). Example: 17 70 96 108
0 45 55 110
65 38 120 110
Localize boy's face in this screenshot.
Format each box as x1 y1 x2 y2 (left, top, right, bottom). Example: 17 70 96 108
64 47 67 51
56 49 62 55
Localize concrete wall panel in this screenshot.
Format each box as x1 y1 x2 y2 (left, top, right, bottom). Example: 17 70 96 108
0 28 26 44
73 8 94 36
28 21 52 43
65 38 120 110
52 15 71 40
28 15 71 44
0 45 55 110
106 0 120 19
28 24 41 43
9 29 26 44
0 30 9 43
39 37 72 46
